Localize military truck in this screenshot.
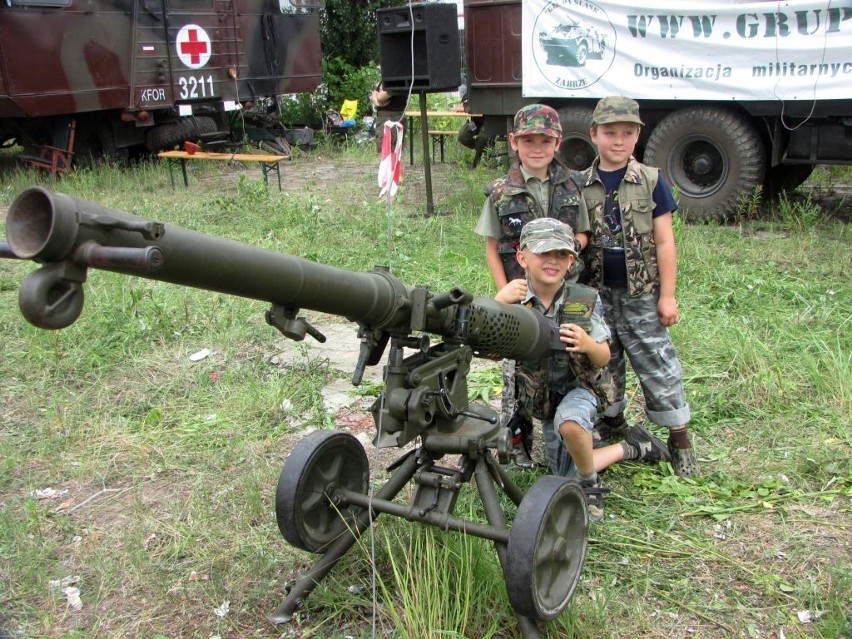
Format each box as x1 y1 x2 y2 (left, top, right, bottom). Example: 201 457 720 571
0 0 323 165
464 0 852 219
538 17 607 67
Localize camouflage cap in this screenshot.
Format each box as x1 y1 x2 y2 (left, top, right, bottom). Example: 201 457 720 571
513 104 562 138
520 218 577 255
592 96 644 125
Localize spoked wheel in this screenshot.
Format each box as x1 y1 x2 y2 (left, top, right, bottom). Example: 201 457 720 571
505 476 588 620
275 430 369 553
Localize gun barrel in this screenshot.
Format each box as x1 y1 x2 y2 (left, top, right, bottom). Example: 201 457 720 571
5 187 557 362
7 187 412 330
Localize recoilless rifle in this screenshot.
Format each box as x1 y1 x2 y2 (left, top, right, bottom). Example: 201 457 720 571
1 187 589 638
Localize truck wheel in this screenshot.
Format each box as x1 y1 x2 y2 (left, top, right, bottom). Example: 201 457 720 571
74 121 129 167
644 107 766 221
573 42 588 67
556 106 596 171
95 123 129 166
146 116 218 152
765 164 814 197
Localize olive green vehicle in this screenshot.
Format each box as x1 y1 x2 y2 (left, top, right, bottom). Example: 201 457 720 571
464 0 852 221
0 0 323 164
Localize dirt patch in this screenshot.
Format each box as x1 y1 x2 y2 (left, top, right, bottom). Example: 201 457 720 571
162 146 479 214
214 151 378 190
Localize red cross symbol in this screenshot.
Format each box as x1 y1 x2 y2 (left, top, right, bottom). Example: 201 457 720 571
180 29 208 65
175 24 211 69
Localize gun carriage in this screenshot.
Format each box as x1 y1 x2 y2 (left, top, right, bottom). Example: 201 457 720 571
2 187 589 638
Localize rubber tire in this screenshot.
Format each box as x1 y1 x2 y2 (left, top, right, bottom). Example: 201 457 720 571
556 106 596 171
644 107 766 221
505 476 588 621
573 42 588 67
74 120 129 168
275 430 369 554
145 116 218 152
765 164 814 198
95 122 129 166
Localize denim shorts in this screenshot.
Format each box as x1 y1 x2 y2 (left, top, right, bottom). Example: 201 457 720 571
542 386 598 477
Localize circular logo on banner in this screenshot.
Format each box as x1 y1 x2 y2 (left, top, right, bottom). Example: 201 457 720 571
532 1 616 91
176 24 212 69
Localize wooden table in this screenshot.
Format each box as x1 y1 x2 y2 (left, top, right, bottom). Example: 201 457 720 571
403 96 485 217
404 110 482 166
157 150 287 190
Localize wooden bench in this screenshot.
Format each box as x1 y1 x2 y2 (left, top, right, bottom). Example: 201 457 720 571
157 150 287 190
428 130 457 163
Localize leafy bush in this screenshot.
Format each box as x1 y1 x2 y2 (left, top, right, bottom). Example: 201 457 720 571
278 86 328 129
324 57 381 119
278 0 406 129
277 59 381 129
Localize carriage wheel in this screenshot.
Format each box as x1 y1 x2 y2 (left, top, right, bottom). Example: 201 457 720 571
275 430 369 553
505 476 588 620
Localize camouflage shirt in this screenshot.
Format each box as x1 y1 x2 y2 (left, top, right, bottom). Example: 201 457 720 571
583 156 660 297
514 283 616 419
479 161 588 282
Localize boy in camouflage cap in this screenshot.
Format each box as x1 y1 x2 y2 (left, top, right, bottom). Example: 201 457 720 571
475 103 589 297
474 104 590 468
582 96 697 476
496 217 670 522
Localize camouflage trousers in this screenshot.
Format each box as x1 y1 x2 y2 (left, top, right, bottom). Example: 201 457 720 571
501 358 517 418
600 288 691 428
501 359 535 450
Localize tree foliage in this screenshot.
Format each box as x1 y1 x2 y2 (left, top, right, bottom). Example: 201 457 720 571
320 0 409 67
283 1 439 129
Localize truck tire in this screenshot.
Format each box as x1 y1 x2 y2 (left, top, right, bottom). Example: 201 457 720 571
74 120 129 167
573 42 588 67
644 107 766 221
146 116 218 152
556 106 596 171
766 164 814 197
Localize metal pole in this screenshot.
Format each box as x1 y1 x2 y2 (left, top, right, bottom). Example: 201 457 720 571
418 91 435 216
474 454 541 639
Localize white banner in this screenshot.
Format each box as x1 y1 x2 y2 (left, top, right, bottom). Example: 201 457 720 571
522 0 852 100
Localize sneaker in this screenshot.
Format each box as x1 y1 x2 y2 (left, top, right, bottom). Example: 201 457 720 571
510 441 535 469
669 439 698 477
623 424 672 463
580 475 609 523
597 413 632 441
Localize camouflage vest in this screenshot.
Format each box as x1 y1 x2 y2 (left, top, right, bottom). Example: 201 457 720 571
583 157 660 297
515 284 616 420
484 162 585 281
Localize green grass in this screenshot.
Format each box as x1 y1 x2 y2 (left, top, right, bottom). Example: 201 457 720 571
1 146 850 638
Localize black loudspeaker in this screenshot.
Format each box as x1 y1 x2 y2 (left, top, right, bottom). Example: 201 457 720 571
377 3 461 93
